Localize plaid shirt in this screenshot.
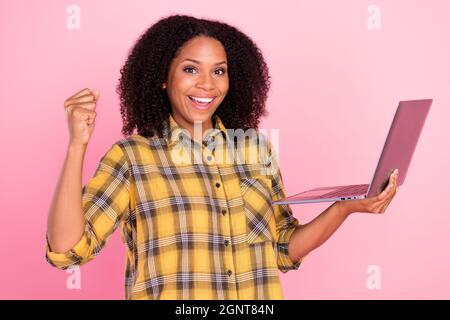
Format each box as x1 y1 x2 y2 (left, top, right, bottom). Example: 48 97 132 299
46 113 303 299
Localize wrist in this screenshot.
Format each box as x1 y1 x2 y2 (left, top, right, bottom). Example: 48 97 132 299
69 140 87 148
68 142 88 155
337 200 353 218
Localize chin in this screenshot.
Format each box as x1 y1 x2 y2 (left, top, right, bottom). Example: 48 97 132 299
186 107 217 121
189 114 213 124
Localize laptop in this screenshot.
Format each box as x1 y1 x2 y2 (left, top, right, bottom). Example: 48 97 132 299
271 99 432 205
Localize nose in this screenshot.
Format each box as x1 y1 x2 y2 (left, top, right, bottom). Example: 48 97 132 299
195 72 215 91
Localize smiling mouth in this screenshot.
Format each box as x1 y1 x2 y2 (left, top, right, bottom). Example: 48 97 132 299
187 96 216 110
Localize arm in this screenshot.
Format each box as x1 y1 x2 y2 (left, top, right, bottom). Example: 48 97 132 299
288 169 400 262
45 143 131 269
260 129 400 270
46 143 87 253
287 201 348 263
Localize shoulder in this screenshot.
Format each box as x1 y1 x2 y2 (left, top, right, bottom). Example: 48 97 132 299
108 133 163 166
99 134 147 164
113 134 150 149
109 133 155 156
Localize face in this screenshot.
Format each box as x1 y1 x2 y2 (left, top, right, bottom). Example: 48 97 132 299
163 35 229 140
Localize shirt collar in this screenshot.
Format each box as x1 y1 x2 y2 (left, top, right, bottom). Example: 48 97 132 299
162 113 229 147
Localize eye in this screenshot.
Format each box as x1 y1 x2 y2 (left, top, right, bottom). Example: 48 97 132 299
215 68 226 75
183 66 227 75
183 66 197 74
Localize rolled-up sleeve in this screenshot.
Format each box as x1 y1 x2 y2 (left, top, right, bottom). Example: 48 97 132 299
271 170 304 273
45 143 131 270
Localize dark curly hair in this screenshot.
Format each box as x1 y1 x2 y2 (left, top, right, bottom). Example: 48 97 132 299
116 14 271 139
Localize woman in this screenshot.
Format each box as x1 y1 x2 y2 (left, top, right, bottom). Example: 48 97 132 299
45 14 399 300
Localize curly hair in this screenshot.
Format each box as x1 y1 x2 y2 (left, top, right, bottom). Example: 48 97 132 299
116 14 271 139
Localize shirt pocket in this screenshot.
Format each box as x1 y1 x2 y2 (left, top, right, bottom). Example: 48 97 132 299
240 176 277 244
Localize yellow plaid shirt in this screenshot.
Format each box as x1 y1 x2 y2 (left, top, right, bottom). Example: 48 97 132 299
46 113 303 299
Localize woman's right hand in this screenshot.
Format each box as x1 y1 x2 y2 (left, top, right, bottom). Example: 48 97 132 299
64 88 100 146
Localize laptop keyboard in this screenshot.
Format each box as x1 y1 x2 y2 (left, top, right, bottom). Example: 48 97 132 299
319 184 369 198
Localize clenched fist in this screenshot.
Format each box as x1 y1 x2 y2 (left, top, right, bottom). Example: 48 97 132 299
64 88 100 146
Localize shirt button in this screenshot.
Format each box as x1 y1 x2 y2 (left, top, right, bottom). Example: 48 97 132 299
224 239 229 246
215 182 221 188
227 270 232 277
221 209 227 216
207 155 212 161
203 136 215 145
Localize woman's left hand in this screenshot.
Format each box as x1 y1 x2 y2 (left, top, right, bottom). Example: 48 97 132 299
339 169 399 215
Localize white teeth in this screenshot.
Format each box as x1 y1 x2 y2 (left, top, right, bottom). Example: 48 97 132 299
190 96 214 103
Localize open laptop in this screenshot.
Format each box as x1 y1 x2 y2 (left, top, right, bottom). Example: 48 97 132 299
271 99 432 205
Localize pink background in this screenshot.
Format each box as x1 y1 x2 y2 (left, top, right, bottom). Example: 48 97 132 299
1 0 449 299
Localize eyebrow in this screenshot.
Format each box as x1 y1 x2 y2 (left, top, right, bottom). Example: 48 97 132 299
182 58 227 66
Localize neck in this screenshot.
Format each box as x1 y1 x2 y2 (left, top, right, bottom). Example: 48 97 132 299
171 113 214 143
192 119 212 143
